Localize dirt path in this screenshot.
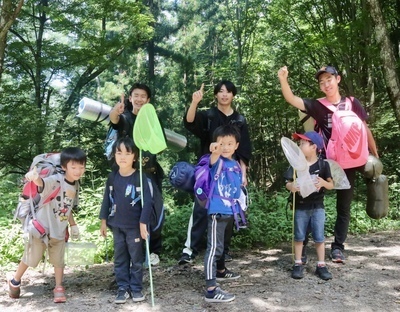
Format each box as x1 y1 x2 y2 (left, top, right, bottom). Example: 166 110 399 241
2 231 400 312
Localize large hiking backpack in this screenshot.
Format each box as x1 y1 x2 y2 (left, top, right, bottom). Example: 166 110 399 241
108 171 164 233
14 153 64 238
318 97 369 169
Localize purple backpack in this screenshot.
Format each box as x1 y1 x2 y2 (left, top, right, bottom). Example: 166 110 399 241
194 154 223 209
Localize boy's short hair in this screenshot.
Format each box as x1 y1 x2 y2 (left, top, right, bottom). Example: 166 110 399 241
213 80 237 96
60 147 87 167
212 124 241 142
315 65 339 80
129 83 151 99
113 137 139 158
292 131 324 150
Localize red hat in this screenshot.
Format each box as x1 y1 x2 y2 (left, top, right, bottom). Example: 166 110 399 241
292 131 324 150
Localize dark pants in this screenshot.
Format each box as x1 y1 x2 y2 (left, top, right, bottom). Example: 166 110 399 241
182 200 232 258
204 214 234 288
331 167 359 251
112 227 143 292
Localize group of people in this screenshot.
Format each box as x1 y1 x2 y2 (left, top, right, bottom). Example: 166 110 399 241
8 64 379 305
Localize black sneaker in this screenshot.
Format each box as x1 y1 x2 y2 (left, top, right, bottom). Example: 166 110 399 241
178 253 193 265
301 245 308 264
204 286 235 303
224 253 233 262
291 264 304 279
216 268 240 281
316 265 332 280
115 289 130 304
330 249 345 263
132 291 145 302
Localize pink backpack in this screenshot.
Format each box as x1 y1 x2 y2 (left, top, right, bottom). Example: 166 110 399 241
318 97 369 169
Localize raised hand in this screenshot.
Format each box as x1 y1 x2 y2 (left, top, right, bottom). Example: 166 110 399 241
192 83 204 105
277 66 289 80
25 166 39 181
113 93 125 115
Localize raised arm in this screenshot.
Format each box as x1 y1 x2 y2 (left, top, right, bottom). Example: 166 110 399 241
186 83 204 123
277 66 306 111
109 94 125 124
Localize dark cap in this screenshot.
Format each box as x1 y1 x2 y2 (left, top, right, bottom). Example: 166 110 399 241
315 66 339 80
292 131 324 150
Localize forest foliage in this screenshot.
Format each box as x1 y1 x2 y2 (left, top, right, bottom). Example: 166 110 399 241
0 0 400 265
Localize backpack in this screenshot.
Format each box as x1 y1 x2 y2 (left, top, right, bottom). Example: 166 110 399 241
104 112 132 160
168 161 196 193
14 153 64 238
318 97 369 169
108 171 164 233
193 154 247 230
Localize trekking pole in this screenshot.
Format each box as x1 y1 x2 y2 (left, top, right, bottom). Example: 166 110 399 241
139 150 155 307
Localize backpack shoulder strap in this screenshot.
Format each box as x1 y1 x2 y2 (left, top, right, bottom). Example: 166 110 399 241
317 98 336 112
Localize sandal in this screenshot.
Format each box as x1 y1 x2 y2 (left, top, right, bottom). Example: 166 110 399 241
53 286 66 303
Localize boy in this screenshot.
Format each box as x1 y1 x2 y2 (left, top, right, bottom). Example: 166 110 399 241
204 125 242 303
109 83 163 266
284 131 334 280
179 80 252 265
278 65 378 263
9 147 87 303
99 137 152 304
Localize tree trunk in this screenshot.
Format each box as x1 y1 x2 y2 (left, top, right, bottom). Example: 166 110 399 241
367 0 400 125
0 0 24 84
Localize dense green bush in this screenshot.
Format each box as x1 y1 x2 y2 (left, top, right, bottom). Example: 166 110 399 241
1 171 399 269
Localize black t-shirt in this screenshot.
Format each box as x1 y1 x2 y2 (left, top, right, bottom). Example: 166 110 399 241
284 159 332 208
183 107 252 165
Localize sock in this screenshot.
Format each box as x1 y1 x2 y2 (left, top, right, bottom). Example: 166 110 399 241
295 260 302 265
317 261 326 267
11 278 21 286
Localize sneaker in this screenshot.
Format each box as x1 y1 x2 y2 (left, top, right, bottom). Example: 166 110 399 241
178 253 193 265
8 279 21 299
291 264 304 279
316 265 332 280
150 253 160 266
204 286 235 303
115 289 130 304
224 253 233 262
330 249 345 263
132 291 145 302
216 268 240 281
301 245 308 264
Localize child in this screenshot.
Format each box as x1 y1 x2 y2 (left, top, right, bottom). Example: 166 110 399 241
9 147 87 303
204 125 242 303
284 131 334 280
99 137 152 304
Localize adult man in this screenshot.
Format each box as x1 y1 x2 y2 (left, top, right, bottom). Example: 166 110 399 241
278 65 379 263
178 81 252 264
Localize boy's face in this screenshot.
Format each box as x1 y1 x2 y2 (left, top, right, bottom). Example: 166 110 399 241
62 161 86 182
129 88 150 115
215 84 234 107
115 143 136 170
298 139 316 156
318 73 341 97
217 135 239 159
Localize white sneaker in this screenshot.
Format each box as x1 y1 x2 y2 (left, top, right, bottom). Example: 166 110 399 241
150 253 160 266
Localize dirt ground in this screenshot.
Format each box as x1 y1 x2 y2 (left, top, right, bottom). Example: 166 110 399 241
1 231 400 312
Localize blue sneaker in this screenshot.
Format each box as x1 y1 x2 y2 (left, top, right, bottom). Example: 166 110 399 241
115 289 129 304
330 249 345 263
204 286 235 303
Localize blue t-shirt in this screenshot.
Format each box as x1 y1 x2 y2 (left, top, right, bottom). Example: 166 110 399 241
208 157 242 215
